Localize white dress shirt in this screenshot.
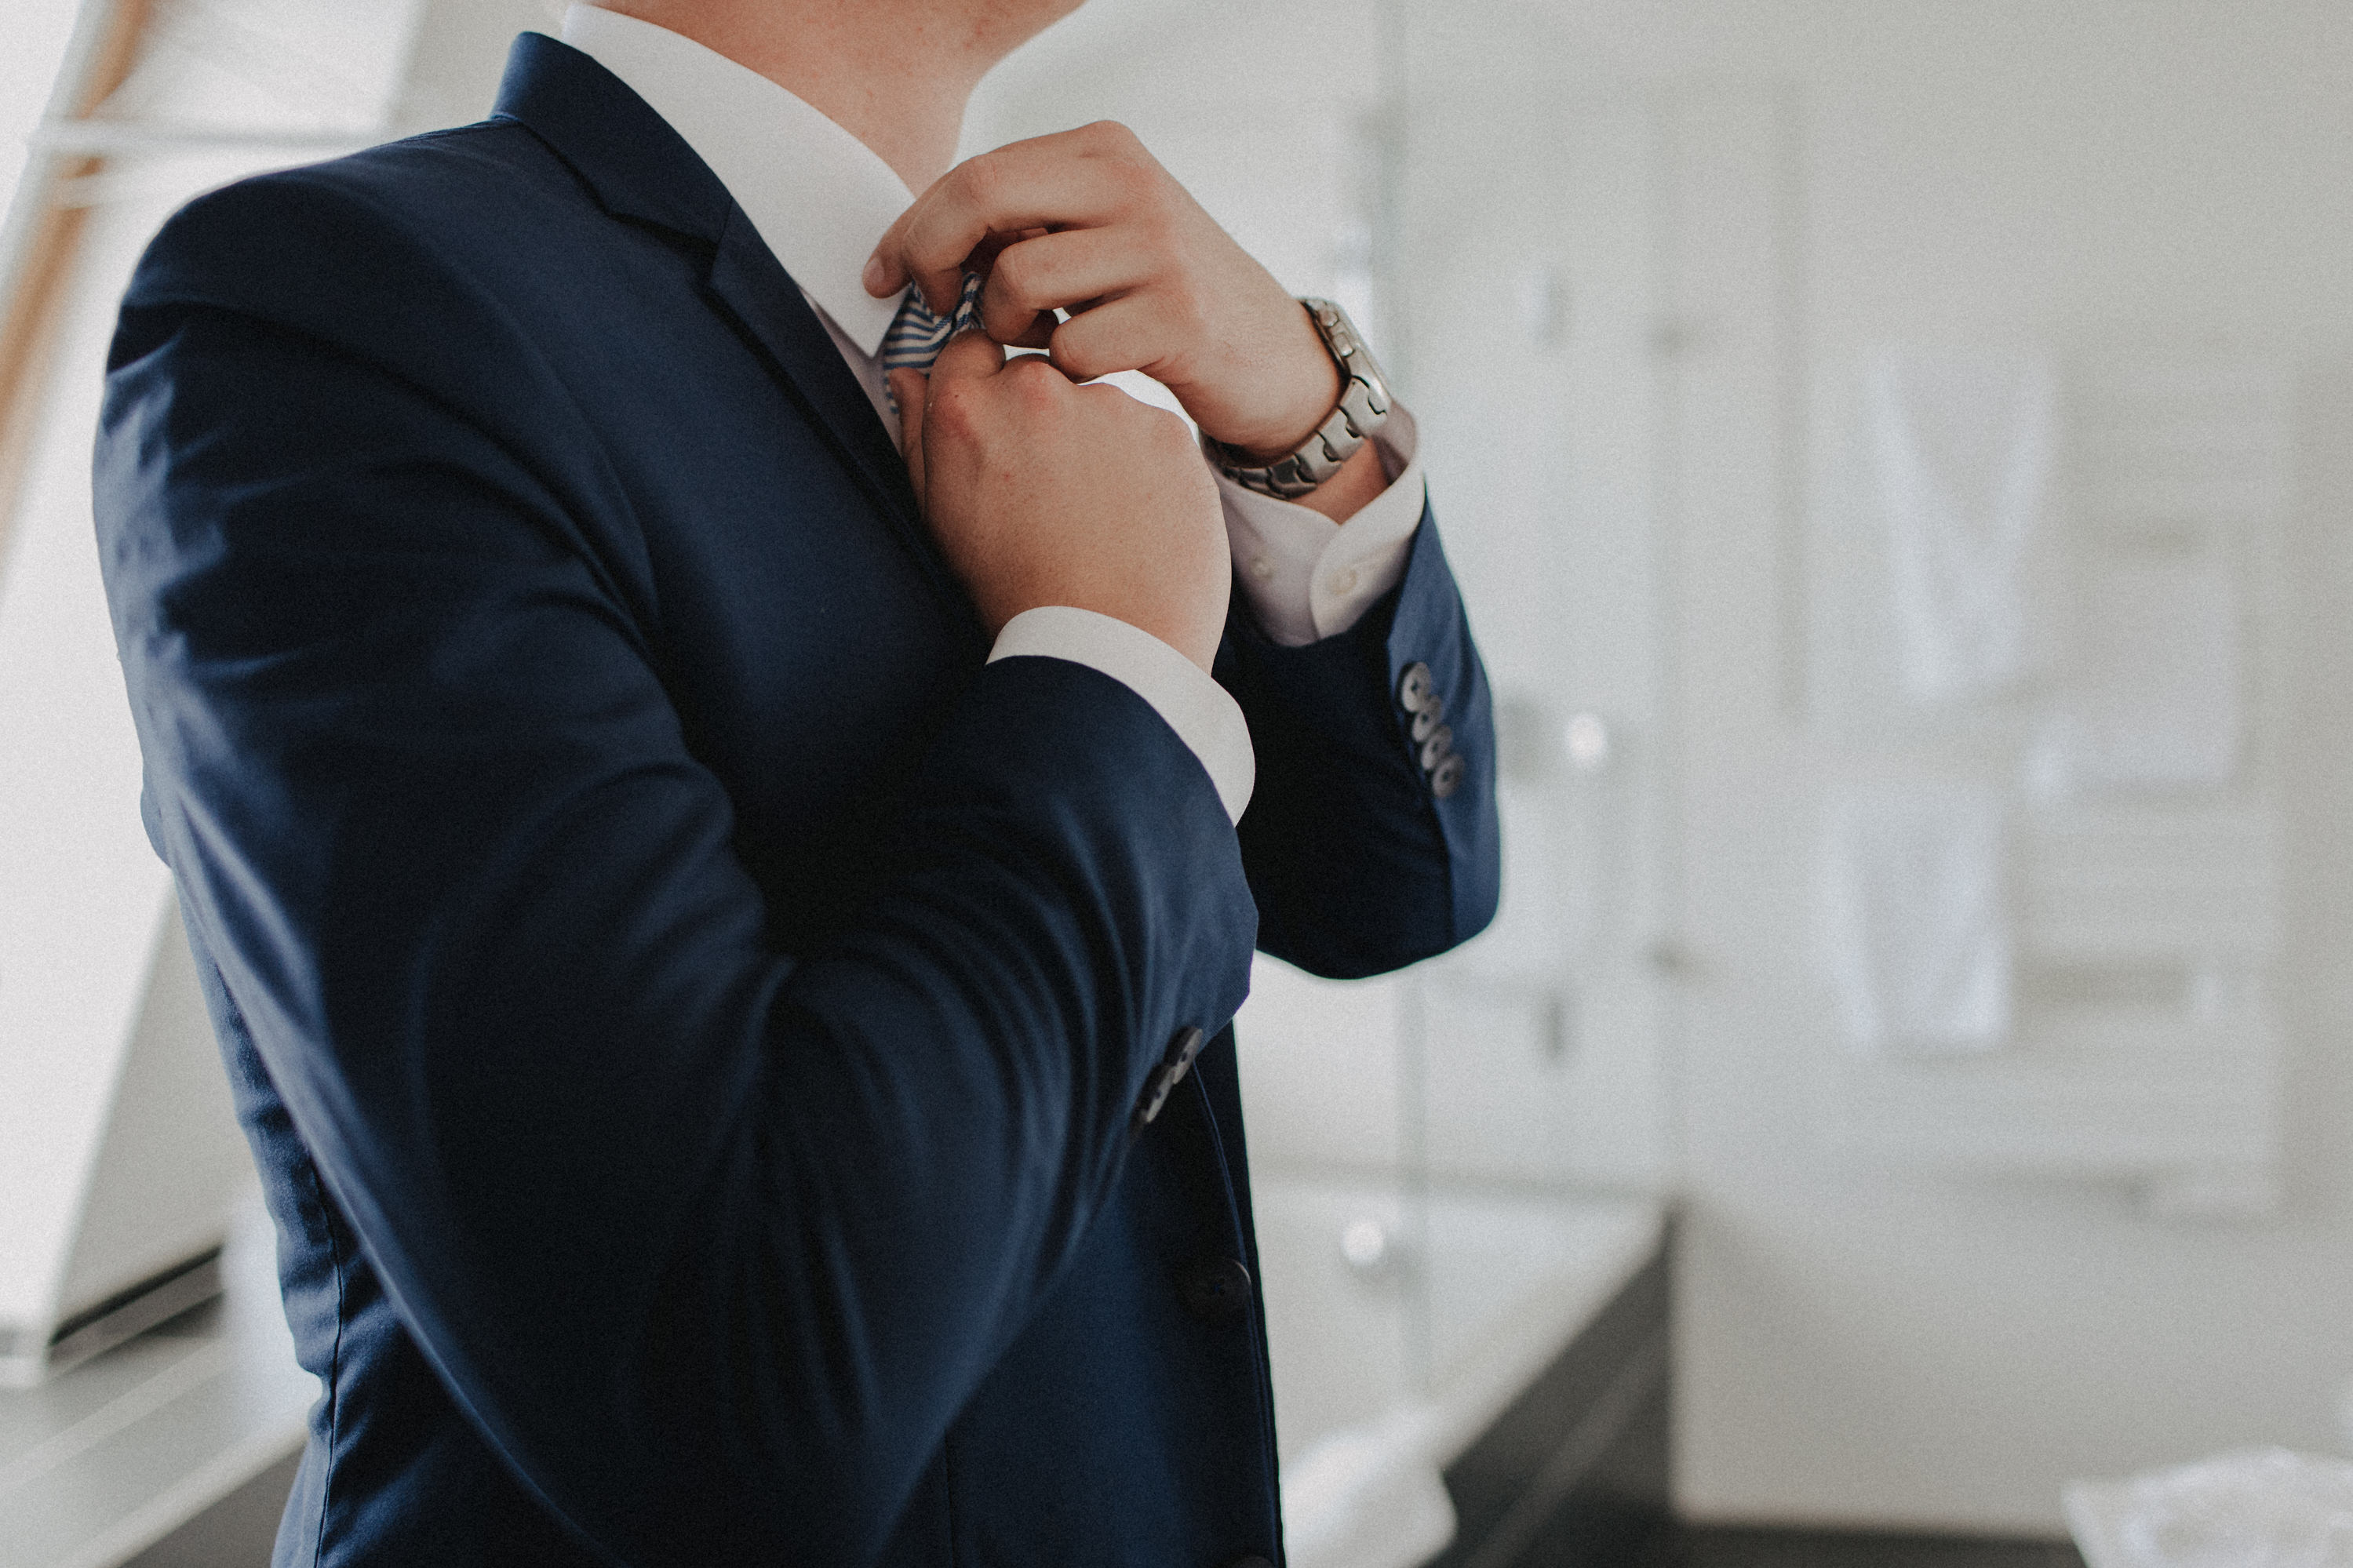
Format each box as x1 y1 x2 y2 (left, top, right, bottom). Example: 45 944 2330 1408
558 6 1428 824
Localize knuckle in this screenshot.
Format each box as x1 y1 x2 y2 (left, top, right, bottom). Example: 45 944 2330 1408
1131 173 1167 215
928 384 984 438
1084 119 1141 154
1078 382 1132 421
1006 355 1064 403
1107 158 1156 207
992 245 1044 306
958 152 1006 209
1160 278 1211 338
1134 203 1183 254
1138 404 1189 446
1155 408 1204 455
1049 329 1102 380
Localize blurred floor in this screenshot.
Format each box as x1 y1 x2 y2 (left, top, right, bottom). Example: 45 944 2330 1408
104 1461 2098 1568
1650 1526 2085 1568
116 1451 296 1568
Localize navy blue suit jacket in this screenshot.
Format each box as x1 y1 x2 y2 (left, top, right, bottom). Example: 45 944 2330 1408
94 33 1498 1568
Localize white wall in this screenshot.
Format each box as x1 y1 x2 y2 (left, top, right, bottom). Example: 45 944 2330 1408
399 0 560 129
1416 0 2353 1533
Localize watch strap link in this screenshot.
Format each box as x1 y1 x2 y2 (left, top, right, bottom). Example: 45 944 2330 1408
1215 300 1392 500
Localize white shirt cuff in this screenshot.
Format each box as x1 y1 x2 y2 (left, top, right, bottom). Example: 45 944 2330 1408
1215 403 1426 649
988 606 1255 824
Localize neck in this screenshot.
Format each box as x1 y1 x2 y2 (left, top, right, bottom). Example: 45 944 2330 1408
589 0 991 192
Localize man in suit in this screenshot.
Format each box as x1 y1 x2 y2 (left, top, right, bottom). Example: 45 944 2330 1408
94 0 1498 1562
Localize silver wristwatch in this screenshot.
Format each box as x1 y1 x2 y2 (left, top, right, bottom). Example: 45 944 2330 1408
1213 299 1393 500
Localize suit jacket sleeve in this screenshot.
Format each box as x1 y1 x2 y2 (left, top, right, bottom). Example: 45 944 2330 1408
1217 504 1502 980
95 173 1255 1568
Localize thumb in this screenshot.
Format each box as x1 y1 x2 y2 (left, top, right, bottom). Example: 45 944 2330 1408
927 326 1006 386
889 368 929 504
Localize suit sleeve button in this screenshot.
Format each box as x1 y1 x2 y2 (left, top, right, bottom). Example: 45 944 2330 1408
1410 693 1447 742
1431 752 1466 799
1419 726 1454 772
1180 1257 1254 1322
1397 661 1433 713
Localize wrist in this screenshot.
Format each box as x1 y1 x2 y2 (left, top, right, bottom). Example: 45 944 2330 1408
1210 300 1394 501
1219 334 1345 461
1285 438 1388 524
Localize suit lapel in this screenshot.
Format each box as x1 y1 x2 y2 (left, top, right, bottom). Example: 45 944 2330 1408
701 209 962 611
494 33 981 646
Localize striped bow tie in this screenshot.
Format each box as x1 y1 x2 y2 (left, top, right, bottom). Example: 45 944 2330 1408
880 271 987 415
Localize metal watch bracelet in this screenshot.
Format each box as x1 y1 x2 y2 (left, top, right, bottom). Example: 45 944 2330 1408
1213 299 1393 500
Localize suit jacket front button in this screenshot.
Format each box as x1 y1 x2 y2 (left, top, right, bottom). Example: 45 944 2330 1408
1135 1064 1179 1127
1164 1025 1207 1080
1135 1026 1208 1128
1180 1257 1253 1322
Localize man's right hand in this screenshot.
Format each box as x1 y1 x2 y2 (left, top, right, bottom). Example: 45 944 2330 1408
891 333 1230 673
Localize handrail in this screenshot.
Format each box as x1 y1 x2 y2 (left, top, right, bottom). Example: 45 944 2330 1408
0 0 156 567
29 119 377 156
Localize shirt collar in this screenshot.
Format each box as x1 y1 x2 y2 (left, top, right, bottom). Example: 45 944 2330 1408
559 5 912 357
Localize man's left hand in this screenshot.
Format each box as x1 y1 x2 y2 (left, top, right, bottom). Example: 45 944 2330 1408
864 122 1343 464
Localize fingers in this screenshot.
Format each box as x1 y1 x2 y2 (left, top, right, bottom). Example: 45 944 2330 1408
868 129 1151 312
978 227 1146 344
1003 313 1060 351
927 327 1009 385
1045 297 1177 384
